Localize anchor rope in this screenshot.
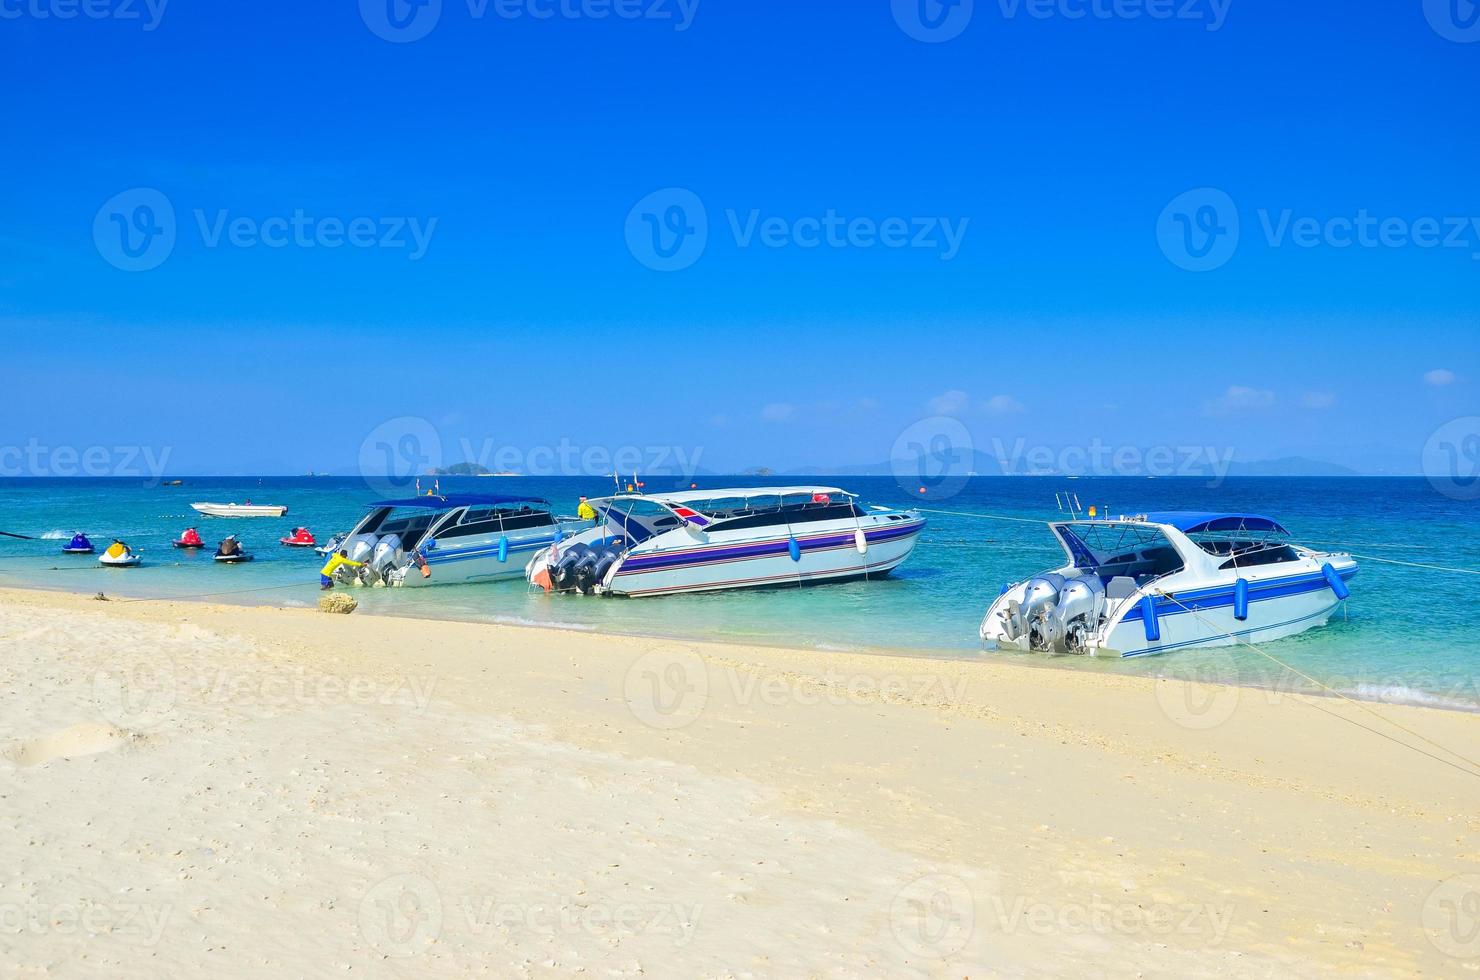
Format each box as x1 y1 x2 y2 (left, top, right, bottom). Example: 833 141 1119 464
1155 591 1480 779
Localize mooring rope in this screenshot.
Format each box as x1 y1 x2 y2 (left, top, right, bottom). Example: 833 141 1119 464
1155 591 1480 779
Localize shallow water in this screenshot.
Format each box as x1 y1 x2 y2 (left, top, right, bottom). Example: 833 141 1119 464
1 475 1475 709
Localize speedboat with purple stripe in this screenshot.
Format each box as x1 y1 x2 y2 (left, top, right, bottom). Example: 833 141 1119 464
525 486 925 597
980 512 1356 658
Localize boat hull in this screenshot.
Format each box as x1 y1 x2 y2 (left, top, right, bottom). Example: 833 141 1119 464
603 519 924 597
1101 562 1357 658
404 521 590 587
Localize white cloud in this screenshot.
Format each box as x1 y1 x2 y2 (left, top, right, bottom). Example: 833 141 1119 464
1301 391 1336 409
982 394 1025 415
760 402 795 423
1205 385 1276 416
1425 368 1456 387
927 389 971 416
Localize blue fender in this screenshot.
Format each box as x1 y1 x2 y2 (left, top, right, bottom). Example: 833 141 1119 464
1321 563 1350 600
1140 595 1160 642
554 528 564 544
787 536 801 562
497 536 509 563
1234 578 1249 621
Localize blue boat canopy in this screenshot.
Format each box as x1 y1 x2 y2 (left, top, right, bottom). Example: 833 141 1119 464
1141 511 1288 535
369 494 550 510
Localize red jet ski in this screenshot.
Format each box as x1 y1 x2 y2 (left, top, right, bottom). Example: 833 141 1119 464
173 527 205 549
280 527 317 548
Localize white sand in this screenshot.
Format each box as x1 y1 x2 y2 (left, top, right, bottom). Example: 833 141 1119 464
2 587 1478 977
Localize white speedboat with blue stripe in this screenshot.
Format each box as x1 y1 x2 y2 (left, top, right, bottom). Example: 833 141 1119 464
525 486 925 597
333 494 592 588
980 512 1356 658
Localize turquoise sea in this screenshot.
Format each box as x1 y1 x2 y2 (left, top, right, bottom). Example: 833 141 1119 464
1 476 1475 710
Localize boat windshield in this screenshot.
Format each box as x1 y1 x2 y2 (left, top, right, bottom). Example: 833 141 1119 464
1053 522 1186 581
434 503 553 540
1187 527 1300 568
684 491 863 524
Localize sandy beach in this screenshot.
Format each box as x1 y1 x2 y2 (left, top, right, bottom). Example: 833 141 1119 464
2 585 1477 977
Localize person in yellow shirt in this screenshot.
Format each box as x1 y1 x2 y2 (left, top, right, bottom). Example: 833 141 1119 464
320 549 364 589
577 496 598 522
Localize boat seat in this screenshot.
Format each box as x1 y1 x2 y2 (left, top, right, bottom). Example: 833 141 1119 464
1105 576 1138 600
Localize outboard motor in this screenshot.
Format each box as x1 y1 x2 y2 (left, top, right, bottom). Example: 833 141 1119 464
553 543 593 591
371 533 404 575
588 544 623 592
345 533 378 564
1054 576 1106 653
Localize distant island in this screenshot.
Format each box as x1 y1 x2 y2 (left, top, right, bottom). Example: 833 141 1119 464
431 463 521 477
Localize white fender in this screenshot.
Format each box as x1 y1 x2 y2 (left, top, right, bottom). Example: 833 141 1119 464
854 528 868 554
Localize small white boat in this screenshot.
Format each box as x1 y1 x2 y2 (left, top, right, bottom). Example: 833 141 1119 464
98 540 141 567
980 512 1356 658
526 486 925 597
190 502 288 518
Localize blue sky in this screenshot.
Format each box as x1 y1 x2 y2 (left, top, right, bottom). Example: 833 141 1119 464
1 0 1476 476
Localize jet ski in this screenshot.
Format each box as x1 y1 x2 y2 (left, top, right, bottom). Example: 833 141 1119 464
62 532 95 554
99 540 141 567
173 527 205 549
314 533 346 558
213 535 254 563
280 527 317 548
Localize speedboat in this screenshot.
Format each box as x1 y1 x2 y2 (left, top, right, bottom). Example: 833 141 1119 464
280 527 317 548
980 512 1357 658
99 540 141 567
191 502 288 518
314 533 345 558
213 535 254 563
62 533 95 554
328 494 592 588
525 486 925 597
173 527 205 549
